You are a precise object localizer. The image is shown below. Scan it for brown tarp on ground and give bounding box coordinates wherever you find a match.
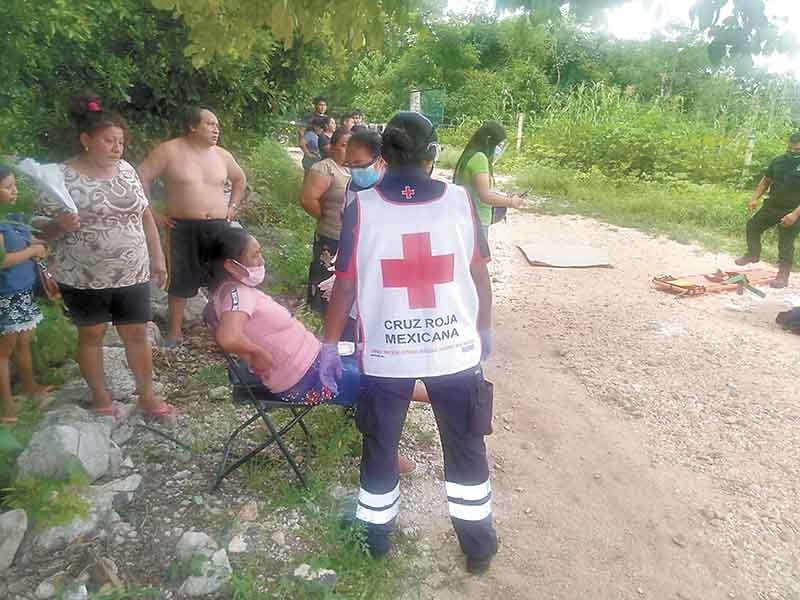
[517,243,613,268]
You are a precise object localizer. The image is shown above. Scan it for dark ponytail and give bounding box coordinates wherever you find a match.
[206,227,251,290]
[381,112,439,167]
[69,91,128,139]
[381,126,417,166]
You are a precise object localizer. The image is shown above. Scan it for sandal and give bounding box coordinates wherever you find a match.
[0,416,18,426]
[137,402,179,423]
[90,403,120,418]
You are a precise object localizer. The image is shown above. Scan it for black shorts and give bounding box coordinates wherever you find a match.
[167,218,230,298]
[60,282,152,327]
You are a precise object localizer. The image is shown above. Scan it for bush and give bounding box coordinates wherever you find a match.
[524,82,791,188]
[240,139,310,298]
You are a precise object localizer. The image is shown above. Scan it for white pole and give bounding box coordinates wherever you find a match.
[516,113,525,151]
[409,90,421,113]
[744,133,755,167]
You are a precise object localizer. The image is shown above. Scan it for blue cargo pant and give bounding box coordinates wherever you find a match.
[354,365,497,561]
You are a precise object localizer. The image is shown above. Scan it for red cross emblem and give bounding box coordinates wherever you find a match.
[401,185,416,200]
[381,232,454,309]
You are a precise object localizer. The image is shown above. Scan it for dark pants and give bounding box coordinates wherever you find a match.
[307,232,338,314]
[745,205,800,268]
[355,366,497,561]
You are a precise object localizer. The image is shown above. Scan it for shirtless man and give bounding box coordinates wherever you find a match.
[138,107,247,347]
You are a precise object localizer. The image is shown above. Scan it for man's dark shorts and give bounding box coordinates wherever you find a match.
[60,282,152,327]
[167,218,230,298]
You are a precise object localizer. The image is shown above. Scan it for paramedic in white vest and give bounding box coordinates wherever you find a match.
[320,112,497,573]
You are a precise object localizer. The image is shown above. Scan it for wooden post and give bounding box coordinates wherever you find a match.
[516,113,525,151]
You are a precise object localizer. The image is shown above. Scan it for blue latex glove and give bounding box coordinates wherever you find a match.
[319,343,343,395]
[479,329,492,361]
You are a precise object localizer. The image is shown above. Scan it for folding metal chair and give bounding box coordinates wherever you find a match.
[202,304,316,491]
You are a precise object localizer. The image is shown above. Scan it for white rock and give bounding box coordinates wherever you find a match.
[108,441,123,476]
[121,457,134,469]
[97,474,142,509]
[316,569,337,587]
[228,535,247,554]
[176,531,217,562]
[32,490,116,552]
[208,386,230,402]
[17,409,113,482]
[270,531,286,547]
[0,509,28,570]
[293,563,312,579]
[111,424,134,446]
[237,500,259,522]
[62,584,88,600]
[35,580,56,599]
[178,549,232,597]
[102,348,137,402]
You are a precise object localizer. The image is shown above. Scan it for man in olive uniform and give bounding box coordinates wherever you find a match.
[736,132,800,288]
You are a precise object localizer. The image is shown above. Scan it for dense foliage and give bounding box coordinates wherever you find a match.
[0,1,797,186]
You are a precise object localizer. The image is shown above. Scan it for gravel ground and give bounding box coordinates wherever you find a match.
[7,174,800,599]
[397,206,800,600]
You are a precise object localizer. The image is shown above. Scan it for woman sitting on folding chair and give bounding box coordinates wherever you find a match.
[206,227,356,406]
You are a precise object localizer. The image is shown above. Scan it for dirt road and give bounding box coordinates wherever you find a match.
[399,209,800,600]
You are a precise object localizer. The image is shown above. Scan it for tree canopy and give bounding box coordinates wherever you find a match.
[153,0,795,65]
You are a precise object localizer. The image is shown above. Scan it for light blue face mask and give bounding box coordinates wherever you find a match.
[493,144,504,160]
[350,164,381,189]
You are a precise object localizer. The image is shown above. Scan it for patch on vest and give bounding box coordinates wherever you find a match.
[229,288,240,311]
[383,313,460,345]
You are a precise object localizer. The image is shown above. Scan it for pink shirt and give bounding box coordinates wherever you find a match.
[213,284,321,393]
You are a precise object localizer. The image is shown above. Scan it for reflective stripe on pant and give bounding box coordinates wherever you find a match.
[356,366,498,560]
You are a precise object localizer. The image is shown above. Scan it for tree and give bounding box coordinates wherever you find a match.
[494,0,795,63]
[149,0,444,66]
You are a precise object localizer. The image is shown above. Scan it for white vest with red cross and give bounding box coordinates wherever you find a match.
[354,182,482,378]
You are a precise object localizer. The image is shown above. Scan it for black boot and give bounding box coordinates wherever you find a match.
[735,255,759,267]
[770,265,791,289]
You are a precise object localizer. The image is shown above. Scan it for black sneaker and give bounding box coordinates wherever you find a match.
[466,555,493,575]
[770,276,789,289]
[734,255,758,266]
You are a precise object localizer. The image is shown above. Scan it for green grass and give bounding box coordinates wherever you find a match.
[1,468,89,530]
[512,163,783,263]
[194,364,228,388]
[230,511,412,600]
[0,399,43,487]
[230,403,417,599]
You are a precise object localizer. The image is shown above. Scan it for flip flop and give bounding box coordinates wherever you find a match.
[163,338,183,350]
[138,402,179,423]
[90,404,119,418]
[0,416,18,426]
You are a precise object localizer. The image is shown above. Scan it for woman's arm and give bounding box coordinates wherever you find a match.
[300,170,332,219]
[31,213,80,242]
[472,172,522,208]
[323,277,356,344]
[470,260,492,333]
[0,234,47,269]
[142,208,167,289]
[215,311,273,375]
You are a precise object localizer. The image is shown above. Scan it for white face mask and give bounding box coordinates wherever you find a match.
[233,261,265,287]
[493,144,504,160]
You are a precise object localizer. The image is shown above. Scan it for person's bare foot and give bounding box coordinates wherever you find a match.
[21,383,55,397]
